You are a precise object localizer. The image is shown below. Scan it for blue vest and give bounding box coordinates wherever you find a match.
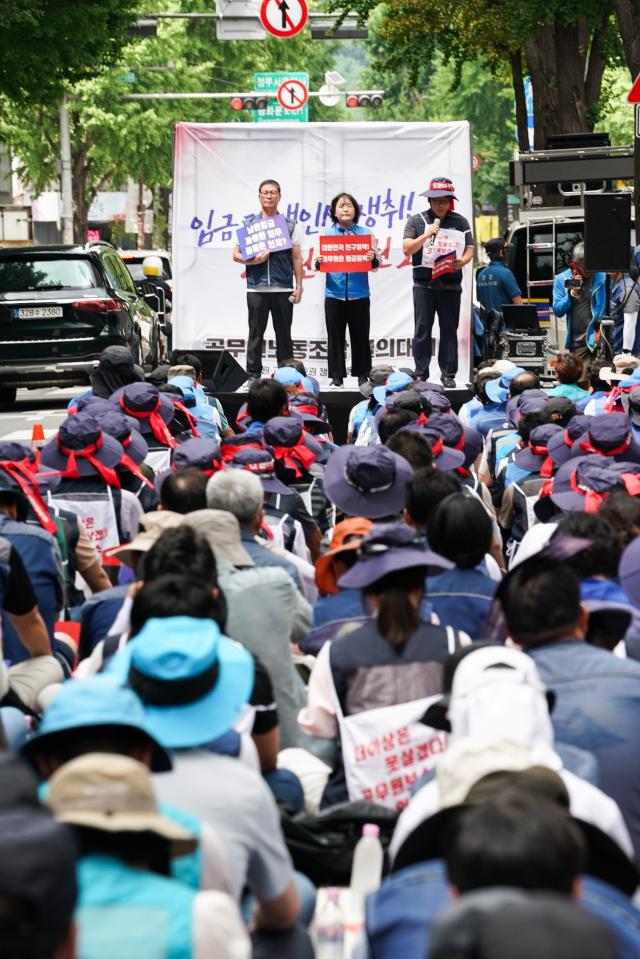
[323,222,373,300]
[0,515,61,663]
[76,854,194,959]
[244,213,296,290]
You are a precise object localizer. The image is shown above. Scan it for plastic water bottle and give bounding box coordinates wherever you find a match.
[345,823,384,945]
[316,888,344,959]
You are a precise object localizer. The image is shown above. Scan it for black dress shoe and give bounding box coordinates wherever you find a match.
[331,378,343,387]
[441,375,456,389]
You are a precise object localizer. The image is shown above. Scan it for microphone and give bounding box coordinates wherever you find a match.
[427,218,441,246]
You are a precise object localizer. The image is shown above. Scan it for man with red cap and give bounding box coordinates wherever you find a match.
[403,176,474,388]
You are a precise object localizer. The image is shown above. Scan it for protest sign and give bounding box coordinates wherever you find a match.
[319,234,372,273]
[236,213,293,260]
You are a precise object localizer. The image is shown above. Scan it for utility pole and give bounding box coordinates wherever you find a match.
[137,164,145,250]
[59,96,74,243]
[635,104,640,225]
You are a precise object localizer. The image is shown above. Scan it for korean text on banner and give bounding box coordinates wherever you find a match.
[319,234,372,273]
[337,695,449,811]
[236,214,293,260]
[172,121,473,386]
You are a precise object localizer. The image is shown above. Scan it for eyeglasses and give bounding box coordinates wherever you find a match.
[260,190,280,197]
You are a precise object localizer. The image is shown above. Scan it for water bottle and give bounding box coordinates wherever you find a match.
[316,888,344,959]
[345,823,384,944]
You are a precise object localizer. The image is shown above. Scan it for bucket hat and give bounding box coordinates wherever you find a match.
[391,760,639,898]
[535,454,640,519]
[172,437,221,474]
[48,753,196,855]
[0,441,61,533]
[80,406,148,465]
[274,366,303,388]
[600,354,640,385]
[22,675,171,771]
[109,510,185,568]
[263,416,317,479]
[506,389,549,427]
[571,413,640,463]
[324,445,413,519]
[315,518,373,594]
[372,371,414,406]
[547,415,591,467]
[89,345,144,399]
[0,807,78,934]
[106,616,254,748]
[513,423,563,475]
[420,176,458,200]
[223,444,291,495]
[182,509,254,567]
[385,390,431,418]
[288,392,331,433]
[421,427,466,471]
[359,365,395,399]
[414,387,452,413]
[40,413,124,486]
[69,394,114,416]
[110,382,178,448]
[338,522,452,589]
[426,413,483,470]
[485,367,527,404]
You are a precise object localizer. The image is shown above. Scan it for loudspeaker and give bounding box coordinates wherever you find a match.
[584,193,631,273]
[188,349,247,392]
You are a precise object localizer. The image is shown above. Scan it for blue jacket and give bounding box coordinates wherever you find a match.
[552,269,606,352]
[244,213,296,290]
[530,639,640,859]
[425,567,497,641]
[323,222,374,300]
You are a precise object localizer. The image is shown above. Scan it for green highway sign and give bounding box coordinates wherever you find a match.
[253,71,309,122]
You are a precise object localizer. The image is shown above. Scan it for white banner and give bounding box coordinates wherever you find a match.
[172,121,473,388]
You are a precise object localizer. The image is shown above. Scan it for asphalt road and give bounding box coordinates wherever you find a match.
[0,387,85,446]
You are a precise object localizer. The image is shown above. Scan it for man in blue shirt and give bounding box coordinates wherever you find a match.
[476,237,522,314]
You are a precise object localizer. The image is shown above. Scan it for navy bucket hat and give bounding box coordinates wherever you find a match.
[324,445,413,520]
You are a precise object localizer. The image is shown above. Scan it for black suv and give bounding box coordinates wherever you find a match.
[0,242,162,403]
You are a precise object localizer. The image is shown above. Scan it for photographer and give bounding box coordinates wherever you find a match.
[552,241,606,361]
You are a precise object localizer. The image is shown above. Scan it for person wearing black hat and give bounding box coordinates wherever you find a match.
[476,238,522,317]
[402,176,474,388]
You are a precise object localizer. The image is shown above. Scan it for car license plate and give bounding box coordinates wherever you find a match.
[17,306,63,319]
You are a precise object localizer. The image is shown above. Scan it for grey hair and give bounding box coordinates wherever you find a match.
[206,469,264,526]
[572,241,585,264]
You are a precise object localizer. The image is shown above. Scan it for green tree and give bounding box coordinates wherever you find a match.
[0,0,140,103]
[0,0,341,238]
[329,0,618,150]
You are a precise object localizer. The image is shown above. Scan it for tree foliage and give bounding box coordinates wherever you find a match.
[0,0,140,103]
[0,0,340,237]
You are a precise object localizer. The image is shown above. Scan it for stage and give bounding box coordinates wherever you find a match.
[215,386,473,445]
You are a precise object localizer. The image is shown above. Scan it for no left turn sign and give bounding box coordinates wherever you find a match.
[277,78,309,111]
[260,0,308,38]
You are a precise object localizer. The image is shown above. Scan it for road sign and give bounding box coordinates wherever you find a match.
[260,0,307,38]
[277,78,308,111]
[628,74,640,103]
[253,71,309,122]
[472,153,481,172]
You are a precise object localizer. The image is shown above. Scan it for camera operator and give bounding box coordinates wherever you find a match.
[552,241,606,361]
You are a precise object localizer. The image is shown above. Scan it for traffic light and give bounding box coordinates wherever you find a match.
[127,19,158,38]
[230,94,269,111]
[345,92,384,108]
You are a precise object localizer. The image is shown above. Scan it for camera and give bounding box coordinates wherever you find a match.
[564,277,582,290]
